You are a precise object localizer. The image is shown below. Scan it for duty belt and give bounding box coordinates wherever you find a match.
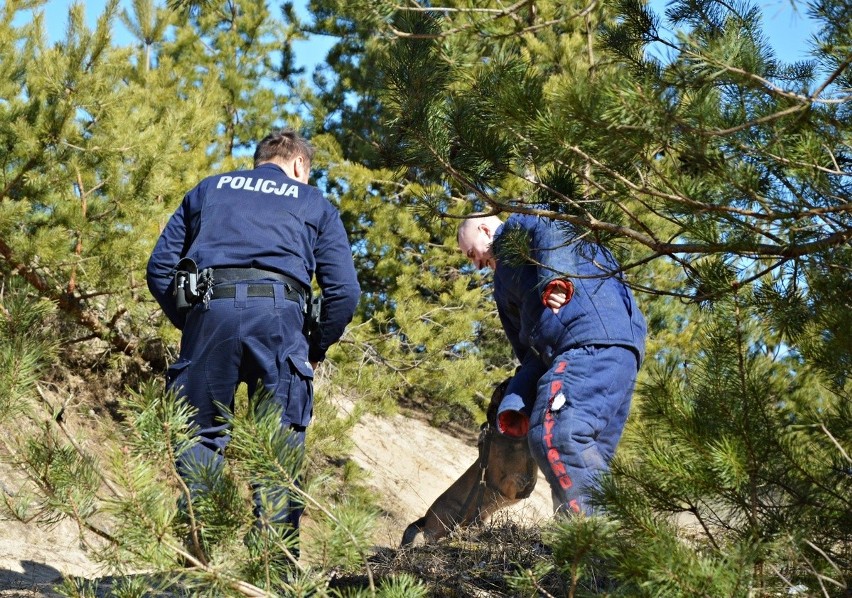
[208,268,306,304]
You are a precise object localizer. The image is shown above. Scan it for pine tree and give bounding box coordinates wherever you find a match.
[281,0,540,423]
[0,284,421,595]
[576,292,851,596]
[0,2,425,595]
[2,0,849,593]
[0,0,221,371]
[306,0,851,594]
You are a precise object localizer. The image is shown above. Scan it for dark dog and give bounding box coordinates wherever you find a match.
[401,378,538,546]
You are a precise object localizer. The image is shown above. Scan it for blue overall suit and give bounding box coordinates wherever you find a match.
[146,162,360,534]
[492,214,646,515]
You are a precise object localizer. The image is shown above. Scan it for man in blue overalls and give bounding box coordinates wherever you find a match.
[458,213,645,515]
[147,129,360,558]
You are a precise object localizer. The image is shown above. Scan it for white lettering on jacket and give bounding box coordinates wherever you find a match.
[216,175,300,197]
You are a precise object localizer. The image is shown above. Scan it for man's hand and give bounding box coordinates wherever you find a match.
[310,361,318,370]
[542,279,574,314]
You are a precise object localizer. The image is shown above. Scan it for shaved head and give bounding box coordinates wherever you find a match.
[458,215,503,242]
[457,214,503,270]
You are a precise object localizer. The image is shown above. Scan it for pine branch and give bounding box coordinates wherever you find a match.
[162,419,208,567]
[819,423,851,464]
[8,382,280,596]
[394,1,531,15]
[0,432,117,547]
[691,103,810,137]
[489,128,852,266]
[0,237,167,371]
[810,50,852,101]
[281,471,377,593]
[231,406,378,591]
[384,0,595,40]
[34,383,123,498]
[802,539,846,591]
[1,156,41,201]
[677,49,848,105]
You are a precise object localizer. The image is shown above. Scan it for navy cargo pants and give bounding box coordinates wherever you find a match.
[166,282,314,532]
[527,345,639,515]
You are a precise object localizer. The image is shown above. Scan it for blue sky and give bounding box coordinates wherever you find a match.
[647,0,818,63]
[26,0,818,70]
[30,0,336,72]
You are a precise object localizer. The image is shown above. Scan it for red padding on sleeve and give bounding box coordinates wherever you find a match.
[498,410,530,438]
[542,279,574,307]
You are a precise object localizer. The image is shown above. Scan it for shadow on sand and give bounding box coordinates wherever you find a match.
[0,560,64,596]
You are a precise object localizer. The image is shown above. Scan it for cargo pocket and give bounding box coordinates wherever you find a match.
[282,355,314,427]
[166,359,191,397]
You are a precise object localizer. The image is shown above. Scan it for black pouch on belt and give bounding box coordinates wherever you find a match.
[173,258,202,314]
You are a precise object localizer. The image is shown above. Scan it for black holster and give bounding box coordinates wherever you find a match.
[306,294,323,344]
[173,258,212,314]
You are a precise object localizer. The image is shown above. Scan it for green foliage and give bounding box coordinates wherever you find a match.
[371,0,851,307]
[2,373,394,595]
[536,515,631,597]
[0,0,313,368]
[308,384,362,460]
[319,134,515,421]
[333,573,429,598]
[22,427,102,523]
[593,294,851,596]
[310,498,378,571]
[0,283,57,423]
[2,0,851,595]
[0,274,389,594]
[120,381,200,464]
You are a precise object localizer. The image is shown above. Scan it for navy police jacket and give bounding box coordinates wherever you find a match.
[146,162,361,362]
[493,214,646,408]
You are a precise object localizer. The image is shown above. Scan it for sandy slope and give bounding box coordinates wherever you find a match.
[341,399,553,548]
[0,462,109,597]
[0,402,554,596]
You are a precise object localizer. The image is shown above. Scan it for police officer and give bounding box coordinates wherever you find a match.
[457,213,645,515]
[146,129,360,553]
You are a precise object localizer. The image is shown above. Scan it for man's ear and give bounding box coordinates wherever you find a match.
[293,155,309,182]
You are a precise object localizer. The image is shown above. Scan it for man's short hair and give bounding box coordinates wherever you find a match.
[253,129,315,167]
[457,213,498,243]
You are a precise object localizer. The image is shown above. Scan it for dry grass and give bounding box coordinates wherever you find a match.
[329,517,568,597]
